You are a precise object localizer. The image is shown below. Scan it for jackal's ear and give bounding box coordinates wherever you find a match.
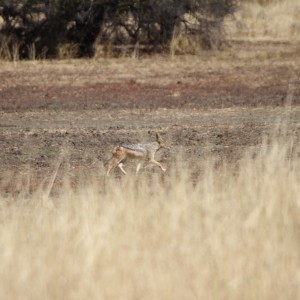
[156,132,164,144]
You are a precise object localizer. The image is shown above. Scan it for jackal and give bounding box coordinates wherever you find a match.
[105,132,168,176]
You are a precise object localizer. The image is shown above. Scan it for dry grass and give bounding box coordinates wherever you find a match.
[227,0,300,41]
[1,124,300,299]
[0,52,296,89]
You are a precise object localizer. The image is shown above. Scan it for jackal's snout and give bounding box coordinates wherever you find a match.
[156,132,170,150]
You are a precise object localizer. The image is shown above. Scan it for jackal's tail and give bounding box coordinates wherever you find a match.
[112,146,122,154]
[104,146,122,167]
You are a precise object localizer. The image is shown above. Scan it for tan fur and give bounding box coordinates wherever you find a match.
[105,133,167,176]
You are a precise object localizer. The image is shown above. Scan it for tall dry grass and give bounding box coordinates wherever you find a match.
[227,0,300,41]
[1,125,300,299]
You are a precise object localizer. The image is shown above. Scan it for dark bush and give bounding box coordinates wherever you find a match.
[0,0,237,59]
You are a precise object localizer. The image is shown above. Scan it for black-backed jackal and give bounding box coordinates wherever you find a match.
[105,132,167,176]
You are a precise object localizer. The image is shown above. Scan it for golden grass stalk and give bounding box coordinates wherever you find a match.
[0,130,300,299]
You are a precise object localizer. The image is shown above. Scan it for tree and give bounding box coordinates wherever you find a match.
[0,0,108,58]
[0,0,237,59]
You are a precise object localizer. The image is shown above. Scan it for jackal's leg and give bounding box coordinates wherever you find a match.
[148,153,166,172]
[106,164,114,176]
[150,159,166,172]
[118,163,127,175]
[106,159,125,176]
[136,163,141,175]
[106,147,127,176]
[106,160,117,176]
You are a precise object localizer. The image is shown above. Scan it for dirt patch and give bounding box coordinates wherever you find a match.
[1,107,300,192]
[1,48,300,191]
[0,67,296,111]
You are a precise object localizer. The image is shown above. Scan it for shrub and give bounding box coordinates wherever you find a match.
[0,0,237,59]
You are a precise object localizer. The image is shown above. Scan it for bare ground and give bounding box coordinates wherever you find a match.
[1,42,300,191]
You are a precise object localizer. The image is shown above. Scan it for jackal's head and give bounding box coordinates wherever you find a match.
[156,132,170,150]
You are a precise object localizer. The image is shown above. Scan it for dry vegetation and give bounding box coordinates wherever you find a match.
[1,1,300,299]
[1,0,300,60]
[226,0,300,41]
[1,127,300,299]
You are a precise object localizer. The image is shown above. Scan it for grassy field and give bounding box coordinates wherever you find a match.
[1,128,300,299]
[1,1,300,299]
